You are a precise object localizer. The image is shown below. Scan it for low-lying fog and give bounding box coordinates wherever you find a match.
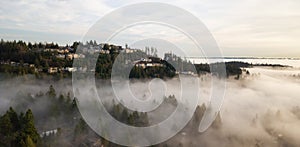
[0,66,300,146]
[213,67,300,147]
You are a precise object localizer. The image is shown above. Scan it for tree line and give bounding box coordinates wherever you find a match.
[0,39,249,80]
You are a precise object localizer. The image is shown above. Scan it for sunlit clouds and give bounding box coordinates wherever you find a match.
[0,0,299,57]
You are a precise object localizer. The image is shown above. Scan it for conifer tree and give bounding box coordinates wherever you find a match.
[23,109,39,143]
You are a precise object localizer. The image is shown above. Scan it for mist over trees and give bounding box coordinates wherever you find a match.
[1,39,299,147]
[0,66,300,146]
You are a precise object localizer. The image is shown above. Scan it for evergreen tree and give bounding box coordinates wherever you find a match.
[0,109,17,146]
[58,94,64,103]
[25,135,36,147]
[7,107,20,131]
[23,109,39,143]
[120,109,129,123]
[0,108,39,147]
[66,92,71,104]
[47,85,56,98]
[74,118,88,139]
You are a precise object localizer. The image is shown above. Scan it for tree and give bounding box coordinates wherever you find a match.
[23,109,39,143]
[0,113,13,136]
[112,104,121,119]
[72,98,78,110]
[28,42,33,49]
[103,44,110,50]
[58,94,64,103]
[246,70,250,75]
[66,92,71,104]
[6,107,21,138]
[150,47,154,55]
[34,58,40,67]
[0,108,39,147]
[211,112,222,129]
[71,41,80,52]
[25,135,36,147]
[120,109,129,123]
[47,85,56,98]
[74,118,88,139]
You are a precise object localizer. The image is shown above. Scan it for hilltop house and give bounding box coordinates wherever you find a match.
[48,67,58,73]
[134,57,164,69]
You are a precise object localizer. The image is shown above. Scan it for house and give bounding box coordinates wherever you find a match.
[48,67,58,73]
[40,129,58,138]
[180,71,196,76]
[56,54,65,59]
[65,67,77,72]
[67,54,73,59]
[123,48,137,53]
[57,49,69,54]
[66,53,85,59]
[44,48,60,52]
[100,50,110,54]
[134,57,164,69]
[135,61,147,68]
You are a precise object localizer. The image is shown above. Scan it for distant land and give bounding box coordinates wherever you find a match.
[0,39,295,80]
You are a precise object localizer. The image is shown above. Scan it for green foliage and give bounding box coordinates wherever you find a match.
[23,109,39,143]
[0,40,73,77]
[129,65,176,79]
[74,118,88,137]
[1,39,178,79]
[195,61,247,77]
[46,85,56,98]
[110,103,150,127]
[25,135,36,147]
[0,113,13,136]
[0,107,40,147]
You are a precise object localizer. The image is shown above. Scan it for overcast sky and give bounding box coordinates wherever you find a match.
[0,0,300,57]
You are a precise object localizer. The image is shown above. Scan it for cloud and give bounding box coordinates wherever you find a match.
[0,0,300,57]
[0,0,112,40]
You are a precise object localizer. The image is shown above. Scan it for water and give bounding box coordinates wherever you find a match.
[188,57,300,68]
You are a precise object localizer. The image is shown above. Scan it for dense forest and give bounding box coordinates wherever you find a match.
[0,108,39,147]
[0,39,249,80]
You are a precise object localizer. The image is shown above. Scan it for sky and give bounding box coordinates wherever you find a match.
[0,0,300,57]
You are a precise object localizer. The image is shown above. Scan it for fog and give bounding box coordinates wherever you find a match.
[0,75,73,113]
[0,66,300,146]
[171,67,300,147]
